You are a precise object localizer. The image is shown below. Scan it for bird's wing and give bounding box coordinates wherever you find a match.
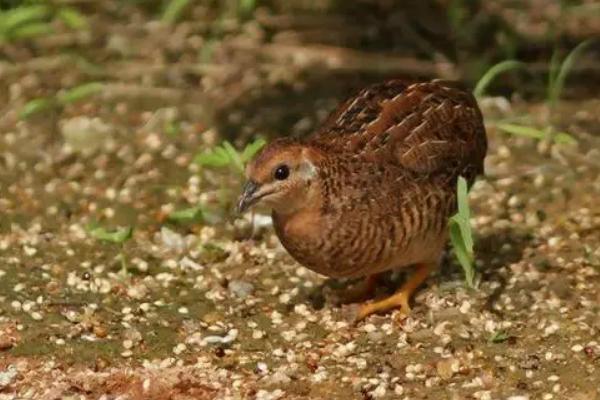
[310,79,487,182]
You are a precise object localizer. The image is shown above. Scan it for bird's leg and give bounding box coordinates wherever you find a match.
[355,262,433,322]
[337,274,380,304]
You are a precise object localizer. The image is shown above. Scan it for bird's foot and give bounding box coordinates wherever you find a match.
[353,290,412,323]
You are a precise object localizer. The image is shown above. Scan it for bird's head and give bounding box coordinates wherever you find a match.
[237,138,323,215]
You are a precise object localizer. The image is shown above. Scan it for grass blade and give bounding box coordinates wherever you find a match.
[473,60,524,98]
[196,139,264,173]
[168,206,204,223]
[195,152,231,168]
[57,7,89,30]
[195,146,231,168]
[161,0,191,25]
[548,39,595,109]
[20,97,57,119]
[552,131,578,145]
[489,330,509,343]
[9,21,53,40]
[497,123,577,144]
[57,82,104,104]
[496,123,545,140]
[547,47,560,105]
[222,141,244,173]
[449,221,475,288]
[87,225,133,244]
[240,138,266,163]
[449,175,475,288]
[455,176,470,221]
[0,5,50,35]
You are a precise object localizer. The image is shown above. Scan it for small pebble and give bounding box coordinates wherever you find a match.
[228,280,254,299]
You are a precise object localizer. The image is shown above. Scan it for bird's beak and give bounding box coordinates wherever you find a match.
[237,180,260,213]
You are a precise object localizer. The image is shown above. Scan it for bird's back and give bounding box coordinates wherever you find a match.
[308,79,487,186]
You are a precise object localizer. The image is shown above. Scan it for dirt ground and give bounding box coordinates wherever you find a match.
[1,2,600,399]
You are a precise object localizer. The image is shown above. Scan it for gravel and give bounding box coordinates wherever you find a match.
[228,280,255,299]
[0,11,599,399]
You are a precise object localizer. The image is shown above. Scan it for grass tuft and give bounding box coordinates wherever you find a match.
[449,176,476,288]
[547,39,595,110]
[86,223,133,276]
[0,3,88,42]
[0,4,50,31]
[20,82,105,120]
[195,138,266,174]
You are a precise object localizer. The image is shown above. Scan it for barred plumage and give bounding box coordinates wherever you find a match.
[239,78,487,319]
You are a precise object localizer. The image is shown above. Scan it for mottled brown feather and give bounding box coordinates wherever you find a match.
[310,79,487,185]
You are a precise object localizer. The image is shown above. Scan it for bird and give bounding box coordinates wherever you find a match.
[237,79,487,321]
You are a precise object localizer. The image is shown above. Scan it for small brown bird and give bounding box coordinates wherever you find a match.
[238,79,487,321]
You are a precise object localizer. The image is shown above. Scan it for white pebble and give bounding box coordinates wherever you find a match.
[30,312,43,321]
[173,343,187,354]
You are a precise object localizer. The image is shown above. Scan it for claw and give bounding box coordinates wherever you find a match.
[354,290,412,322]
[352,262,433,323]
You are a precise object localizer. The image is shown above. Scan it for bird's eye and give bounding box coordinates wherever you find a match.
[274,165,290,180]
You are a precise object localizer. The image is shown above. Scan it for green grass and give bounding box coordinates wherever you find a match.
[238,0,257,18]
[86,223,133,276]
[87,224,133,244]
[476,40,595,145]
[546,39,595,110]
[160,0,257,25]
[474,39,594,106]
[19,97,57,119]
[20,82,105,119]
[193,138,266,213]
[473,60,525,98]
[495,123,576,145]
[195,138,266,174]
[57,82,104,104]
[489,330,510,343]
[0,3,88,42]
[449,176,476,288]
[56,6,88,30]
[0,4,51,41]
[167,205,204,224]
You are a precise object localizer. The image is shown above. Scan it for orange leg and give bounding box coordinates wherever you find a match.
[355,262,433,322]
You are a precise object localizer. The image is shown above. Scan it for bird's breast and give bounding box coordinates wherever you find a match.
[271,179,455,278]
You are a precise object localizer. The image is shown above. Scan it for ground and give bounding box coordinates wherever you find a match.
[1,2,600,400]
